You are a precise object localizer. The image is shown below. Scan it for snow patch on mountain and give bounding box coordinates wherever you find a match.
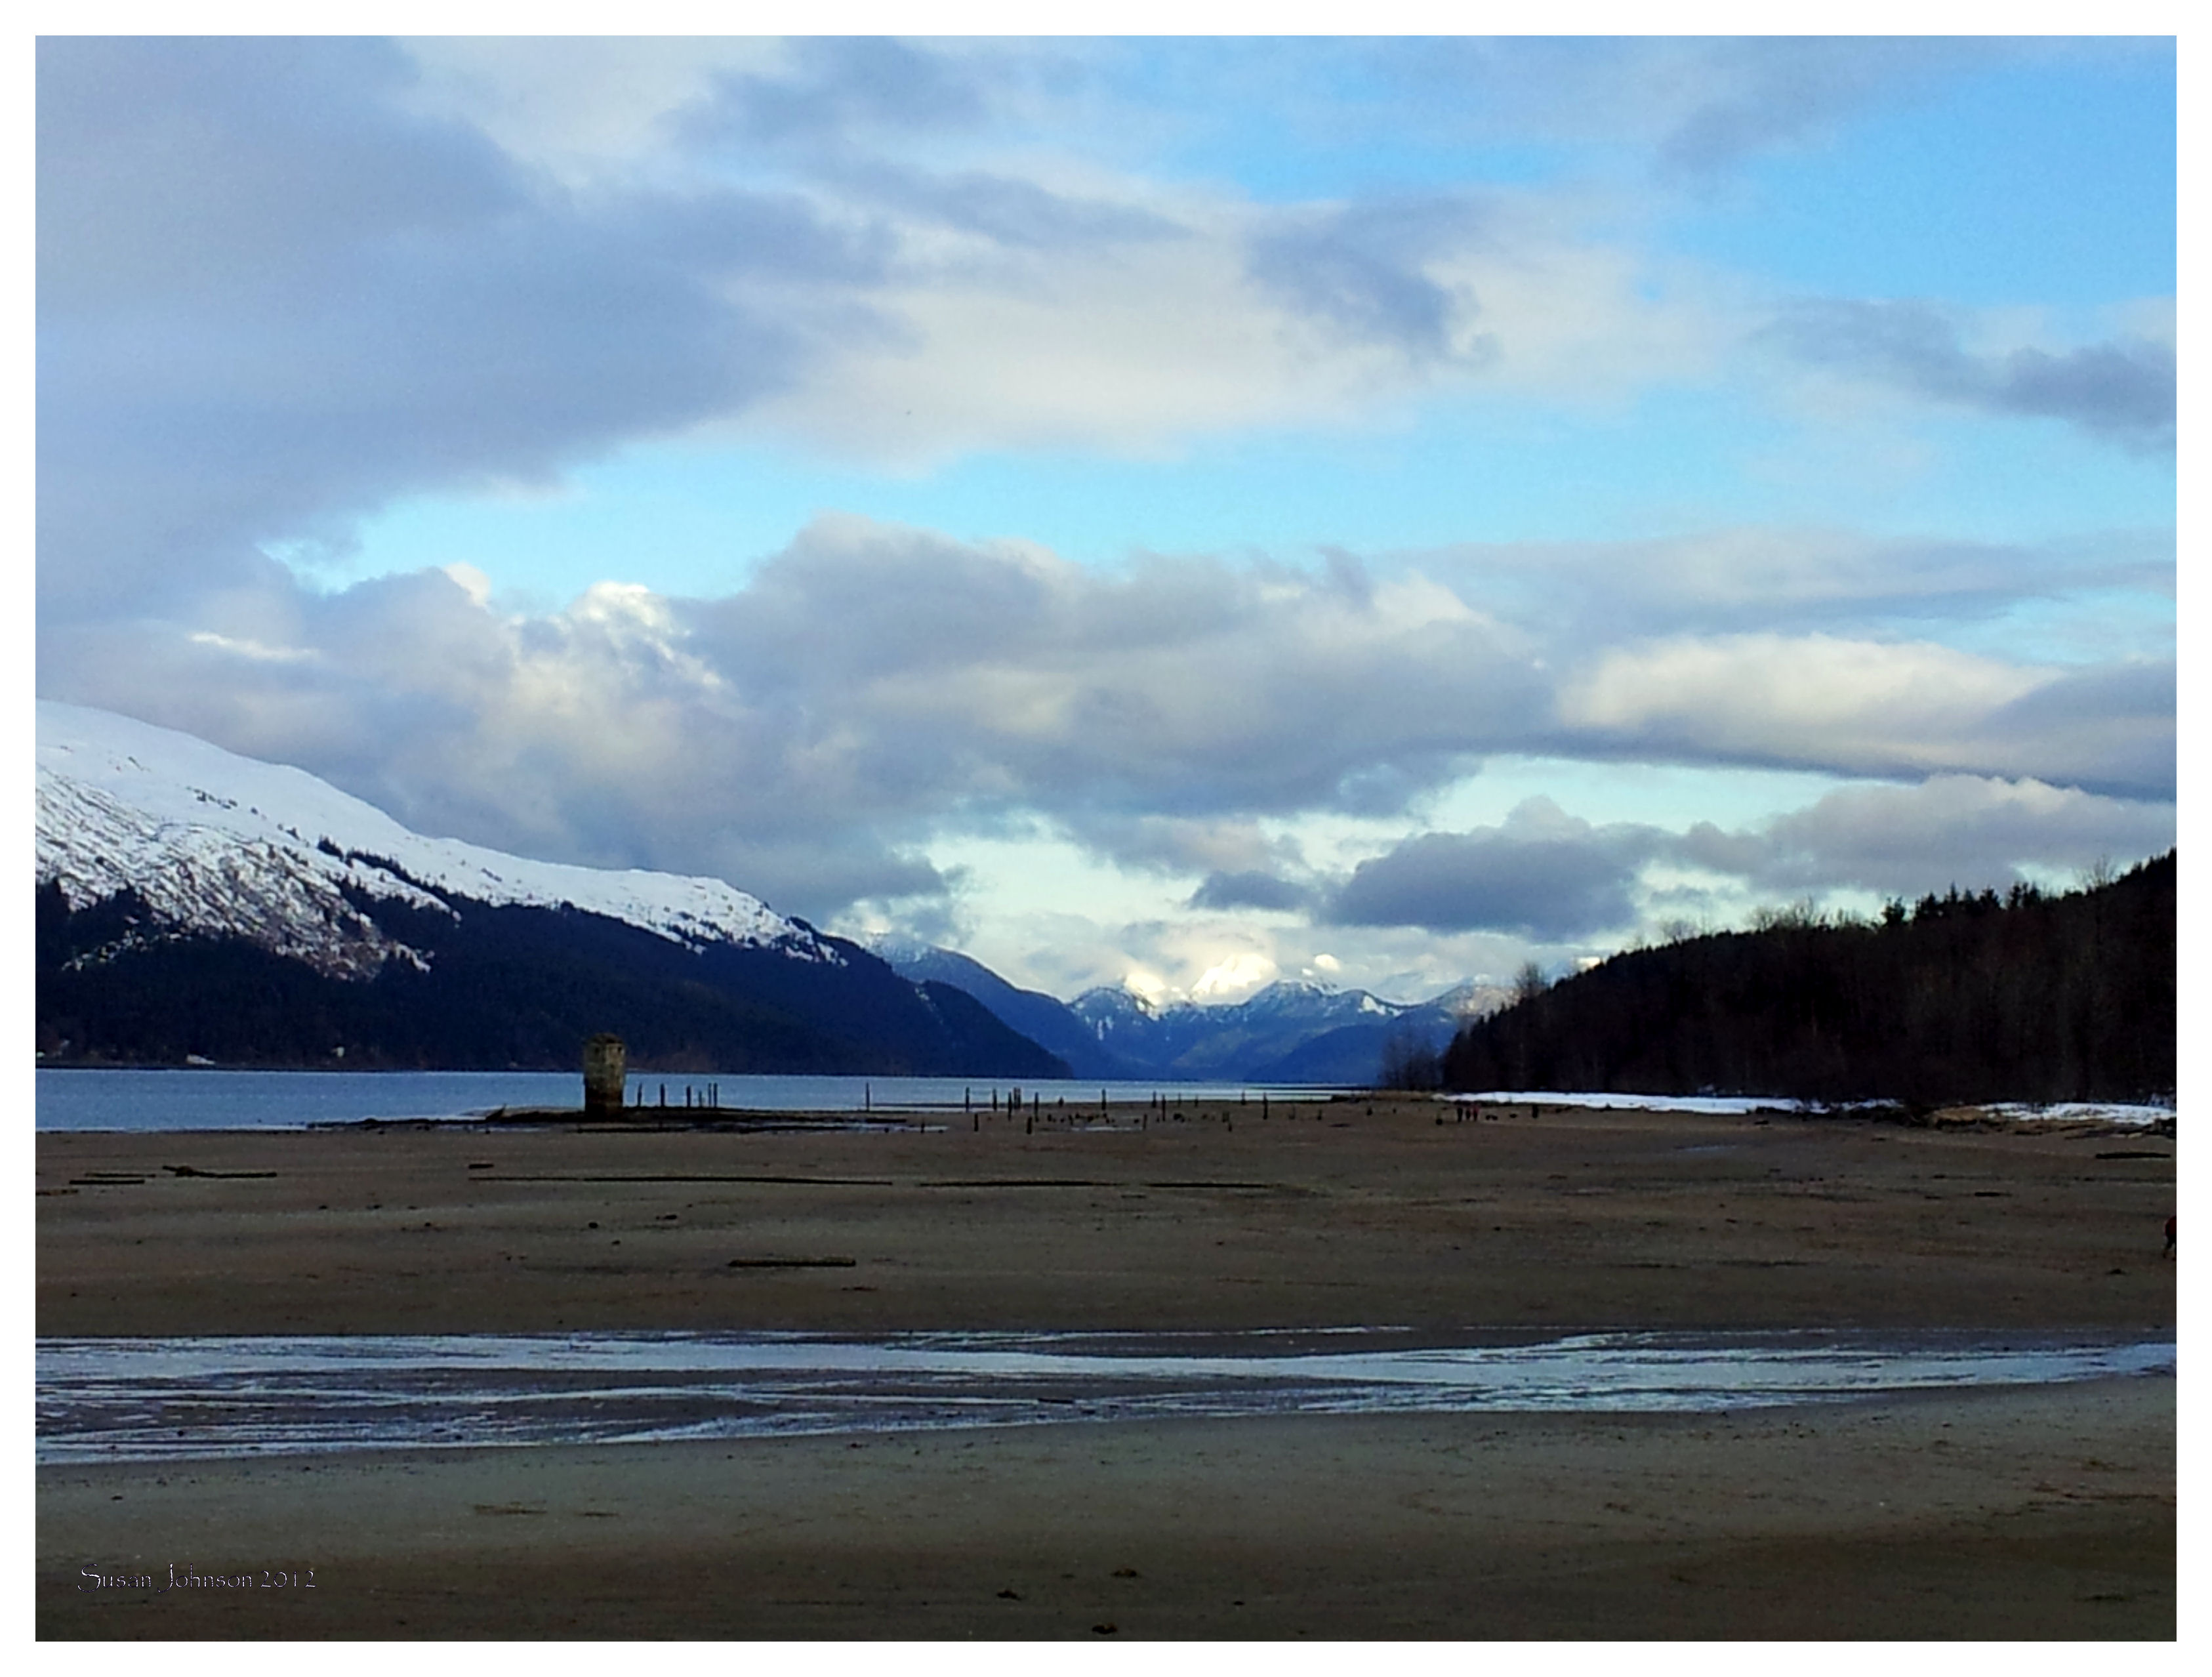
[1428,980,1517,1020]
[37,774,436,978]
[36,701,832,976]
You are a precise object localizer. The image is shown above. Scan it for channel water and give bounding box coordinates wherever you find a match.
[36,1329,2174,1464]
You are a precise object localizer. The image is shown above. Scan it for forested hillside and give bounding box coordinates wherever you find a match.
[36,882,1071,1077]
[1441,852,2174,1105]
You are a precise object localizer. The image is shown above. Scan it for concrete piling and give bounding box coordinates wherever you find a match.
[582,1034,626,1119]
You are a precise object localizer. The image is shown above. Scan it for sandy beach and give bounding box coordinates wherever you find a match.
[37,1096,2177,1638]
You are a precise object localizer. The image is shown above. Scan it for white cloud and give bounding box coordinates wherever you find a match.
[1191,951,1280,1002]
[396,37,789,185]
[1561,632,2047,772]
[722,183,1727,466]
[42,512,2174,932]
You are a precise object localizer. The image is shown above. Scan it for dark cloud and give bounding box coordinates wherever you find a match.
[1189,871,1314,913]
[36,36,884,621]
[681,37,998,154]
[1325,801,1662,939]
[1319,774,2175,943]
[1971,661,2177,802]
[1765,299,2176,451]
[37,37,515,308]
[1245,197,1492,360]
[695,836,952,920]
[1654,38,1980,175]
[1052,813,1298,882]
[680,518,1551,831]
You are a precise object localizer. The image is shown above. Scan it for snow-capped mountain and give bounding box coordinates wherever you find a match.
[37,701,826,978]
[867,945,1509,1085]
[1068,983,1163,1044]
[1425,980,1519,1020]
[35,703,1064,1078]
[1067,979,1464,1082]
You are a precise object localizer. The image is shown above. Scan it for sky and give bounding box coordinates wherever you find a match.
[33,28,2179,1007]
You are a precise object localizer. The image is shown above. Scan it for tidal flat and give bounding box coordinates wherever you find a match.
[37,1096,2177,1638]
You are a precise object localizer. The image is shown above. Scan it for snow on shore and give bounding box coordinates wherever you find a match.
[1445,1092,1805,1115]
[1444,1091,2175,1126]
[1971,1102,2175,1128]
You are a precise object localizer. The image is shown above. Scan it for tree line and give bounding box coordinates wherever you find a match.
[1433,851,2174,1106]
[34,880,1069,1077]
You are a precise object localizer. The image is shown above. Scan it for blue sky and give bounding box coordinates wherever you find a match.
[37,33,2177,1003]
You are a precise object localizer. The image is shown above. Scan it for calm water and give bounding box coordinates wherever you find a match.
[44,1070,2168,1133]
[35,1329,2173,1463]
[33,1068,1349,1132]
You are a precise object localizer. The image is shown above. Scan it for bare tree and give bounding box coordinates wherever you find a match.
[1377,1030,1444,1090]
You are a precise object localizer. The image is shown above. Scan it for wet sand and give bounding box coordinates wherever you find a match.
[38,1381,2176,1640]
[37,1097,2178,1637]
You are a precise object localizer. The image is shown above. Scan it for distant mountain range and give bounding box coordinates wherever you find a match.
[874,938,1508,1084]
[37,701,1502,1083]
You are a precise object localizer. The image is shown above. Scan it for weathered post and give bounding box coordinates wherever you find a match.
[582,1033,626,1119]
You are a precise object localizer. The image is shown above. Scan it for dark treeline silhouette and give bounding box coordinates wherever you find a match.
[1440,851,2174,1106]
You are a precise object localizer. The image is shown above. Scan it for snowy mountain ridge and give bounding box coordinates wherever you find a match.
[35,701,830,978]
[865,939,1511,1083]
[1070,978,1421,1037]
